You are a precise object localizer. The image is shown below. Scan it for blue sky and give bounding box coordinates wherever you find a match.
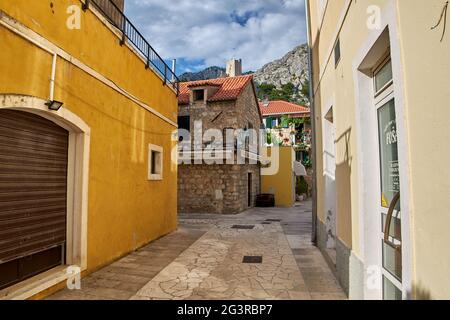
[125,0,307,75]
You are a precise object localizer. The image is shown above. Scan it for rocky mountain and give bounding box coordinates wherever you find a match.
[253,44,309,104]
[179,66,226,82]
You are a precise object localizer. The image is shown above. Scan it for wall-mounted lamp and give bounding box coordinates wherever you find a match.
[45,100,64,111]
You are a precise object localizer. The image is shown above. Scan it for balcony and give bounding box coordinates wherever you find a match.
[177,144,268,165]
[82,0,179,94]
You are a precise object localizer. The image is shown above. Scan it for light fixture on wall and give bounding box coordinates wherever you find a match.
[45,100,64,111]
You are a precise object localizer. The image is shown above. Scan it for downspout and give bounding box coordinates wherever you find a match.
[49,53,57,101]
[304,0,318,244]
[0,16,58,102]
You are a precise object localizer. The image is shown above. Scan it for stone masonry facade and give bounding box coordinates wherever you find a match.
[178,79,262,214]
[178,164,260,214]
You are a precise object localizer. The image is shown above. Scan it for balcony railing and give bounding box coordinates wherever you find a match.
[177,146,266,164]
[82,0,179,95]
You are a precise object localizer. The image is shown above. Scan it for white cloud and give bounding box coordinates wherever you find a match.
[125,0,307,72]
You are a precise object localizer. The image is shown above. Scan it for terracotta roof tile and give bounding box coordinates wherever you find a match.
[259,100,310,117]
[178,75,253,104]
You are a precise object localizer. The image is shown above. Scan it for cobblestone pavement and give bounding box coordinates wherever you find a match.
[48,201,346,300]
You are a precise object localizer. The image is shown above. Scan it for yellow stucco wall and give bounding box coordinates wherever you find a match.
[308,0,450,298]
[1,0,178,297]
[261,147,295,207]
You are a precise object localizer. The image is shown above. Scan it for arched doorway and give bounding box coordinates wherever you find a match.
[0,95,90,299]
[0,109,69,289]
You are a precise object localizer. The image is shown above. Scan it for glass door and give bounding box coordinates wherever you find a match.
[374,58,403,300]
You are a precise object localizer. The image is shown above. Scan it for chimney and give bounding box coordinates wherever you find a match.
[226,59,242,77]
[171,59,177,82]
[262,97,270,107]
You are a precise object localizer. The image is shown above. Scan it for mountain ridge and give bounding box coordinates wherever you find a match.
[179,66,226,82]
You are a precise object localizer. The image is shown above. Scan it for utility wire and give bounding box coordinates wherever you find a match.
[431,1,449,42]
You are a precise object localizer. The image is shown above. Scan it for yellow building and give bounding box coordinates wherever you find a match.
[306,0,450,299]
[0,0,178,299]
[261,146,296,207]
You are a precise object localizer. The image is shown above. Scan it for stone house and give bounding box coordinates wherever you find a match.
[177,74,263,214]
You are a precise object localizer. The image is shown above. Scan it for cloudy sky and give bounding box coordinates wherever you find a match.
[125,0,307,75]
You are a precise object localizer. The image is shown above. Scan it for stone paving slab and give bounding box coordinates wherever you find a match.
[48,201,346,300]
[131,222,308,300]
[47,228,207,300]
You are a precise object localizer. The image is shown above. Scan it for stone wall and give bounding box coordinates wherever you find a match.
[235,83,263,130]
[178,164,260,214]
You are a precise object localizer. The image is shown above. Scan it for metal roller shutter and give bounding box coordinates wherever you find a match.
[0,110,69,289]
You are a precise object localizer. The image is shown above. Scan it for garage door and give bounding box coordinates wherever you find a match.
[0,110,69,290]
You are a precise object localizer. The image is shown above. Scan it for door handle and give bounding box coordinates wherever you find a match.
[384,192,401,249]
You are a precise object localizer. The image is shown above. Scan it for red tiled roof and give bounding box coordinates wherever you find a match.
[178,75,254,104]
[259,100,310,117]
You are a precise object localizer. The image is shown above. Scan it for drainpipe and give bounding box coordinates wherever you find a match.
[0,16,58,102]
[49,53,57,101]
[304,0,318,245]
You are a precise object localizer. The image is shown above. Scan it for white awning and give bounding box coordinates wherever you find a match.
[294,161,307,176]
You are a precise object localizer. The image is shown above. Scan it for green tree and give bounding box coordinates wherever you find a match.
[257,83,277,101]
[299,79,310,106]
[257,81,311,105]
[280,115,306,127]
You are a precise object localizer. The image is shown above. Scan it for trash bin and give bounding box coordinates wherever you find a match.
[256,194,275,207]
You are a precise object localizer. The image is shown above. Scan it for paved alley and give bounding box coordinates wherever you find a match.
[48,201,346,300]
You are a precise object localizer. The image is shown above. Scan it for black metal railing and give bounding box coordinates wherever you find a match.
[82,0,179,95]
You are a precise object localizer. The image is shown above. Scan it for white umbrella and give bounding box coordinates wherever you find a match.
[294,161,307,176]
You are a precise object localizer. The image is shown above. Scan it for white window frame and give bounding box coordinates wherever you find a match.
[354,4,412,300]
[372,55,403,298]
[373,55,393,98]
[148,144,163,181]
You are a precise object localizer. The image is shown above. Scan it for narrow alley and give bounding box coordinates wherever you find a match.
[48,202,345,300]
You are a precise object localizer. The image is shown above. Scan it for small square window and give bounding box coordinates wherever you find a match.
[334,38,341,67]
[193,89,205,102]
[148,144,163,180]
